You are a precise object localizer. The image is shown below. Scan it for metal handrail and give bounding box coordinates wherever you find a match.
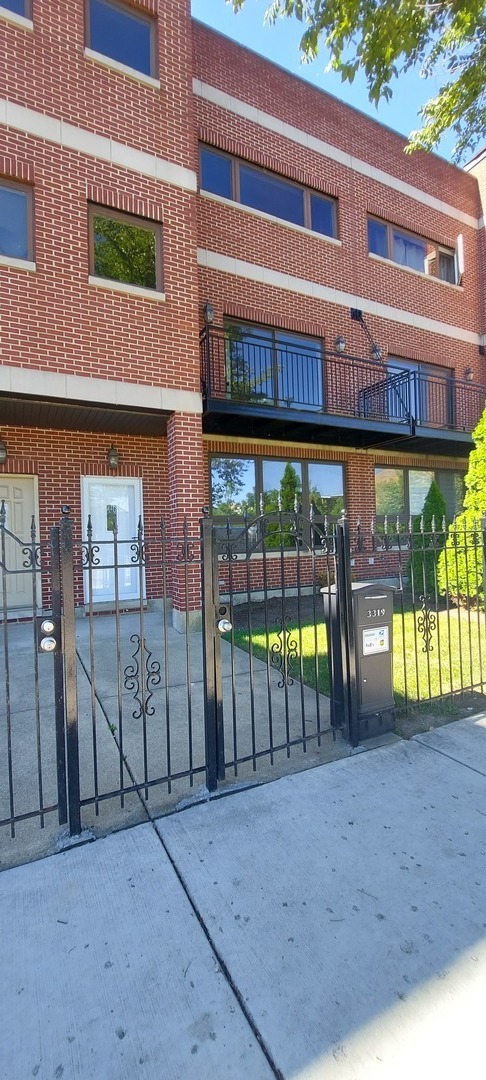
[200,325,485,434]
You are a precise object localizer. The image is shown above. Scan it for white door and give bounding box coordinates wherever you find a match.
[0,476,37,613]
[81,477,144,603]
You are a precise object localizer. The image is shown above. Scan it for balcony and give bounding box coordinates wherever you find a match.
[200,325,485,456]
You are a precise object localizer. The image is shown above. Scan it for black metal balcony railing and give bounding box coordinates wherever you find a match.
[200,325,486,435]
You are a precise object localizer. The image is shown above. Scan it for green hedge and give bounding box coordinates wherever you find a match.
[437,512,484,608]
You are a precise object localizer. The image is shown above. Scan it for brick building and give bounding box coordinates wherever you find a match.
[1,0,485,622]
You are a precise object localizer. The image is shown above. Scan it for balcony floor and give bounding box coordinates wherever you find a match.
[203,398,473,458]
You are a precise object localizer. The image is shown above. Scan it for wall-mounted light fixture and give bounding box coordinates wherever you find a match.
[107,445,119,470]
[0,439,7,464]
[203,301,215,325]
[350,308,383,362]
[334,334,346,353]
[464,368,474,382]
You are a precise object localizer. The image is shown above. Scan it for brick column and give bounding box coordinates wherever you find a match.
[167,412,206,632]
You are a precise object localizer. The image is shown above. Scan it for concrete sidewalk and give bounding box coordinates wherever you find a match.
[1,715,486,1079]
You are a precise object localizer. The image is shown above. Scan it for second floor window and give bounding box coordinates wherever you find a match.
[200,146,338,240]
[0,180,33,262]
[87,0,156,78]
[225,322,324,411]
[89,206,162,291]
[368,217,457,284]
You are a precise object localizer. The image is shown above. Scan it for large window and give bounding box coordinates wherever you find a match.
[211,455,344,523]
[0,180,33,261]
[375,467,465,522]
[87,0,156,78]
[225,322,323,411]
[200,146,337,240]
[368,217,457,284]
[89,206,162,291]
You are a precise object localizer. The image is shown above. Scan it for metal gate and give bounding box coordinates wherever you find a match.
[2,501,486,864]
[201,508,345,793]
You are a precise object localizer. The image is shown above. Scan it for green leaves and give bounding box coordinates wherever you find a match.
[226,0,486,160]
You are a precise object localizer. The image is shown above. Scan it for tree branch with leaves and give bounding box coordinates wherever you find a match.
[227,0,486,161]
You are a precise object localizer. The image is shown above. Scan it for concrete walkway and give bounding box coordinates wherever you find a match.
[1,715,486,1079]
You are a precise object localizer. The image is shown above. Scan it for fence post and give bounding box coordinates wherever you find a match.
[59,509,81,835]
[335,513,359,747]
[50,524,68,826]
[201,510,218,792]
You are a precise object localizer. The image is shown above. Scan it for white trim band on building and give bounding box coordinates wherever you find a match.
[193,80,479,232]
[198,248,481,346]
[0,365,203,415]
[0,99,197,193]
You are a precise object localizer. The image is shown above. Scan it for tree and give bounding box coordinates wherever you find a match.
[437,408,486,606]
[228,0,486,161]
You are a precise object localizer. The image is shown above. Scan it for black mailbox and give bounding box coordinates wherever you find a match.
[322,582,395,742]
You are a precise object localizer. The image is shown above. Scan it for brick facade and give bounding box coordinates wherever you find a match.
[0,3,484,617]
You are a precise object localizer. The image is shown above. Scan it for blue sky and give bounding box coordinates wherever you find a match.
[191,0,455,162]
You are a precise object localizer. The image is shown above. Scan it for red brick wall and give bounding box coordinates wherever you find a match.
[193,22,483,387]
[2,1,195,168]
[0,425,170,606]
[193,21,480,215]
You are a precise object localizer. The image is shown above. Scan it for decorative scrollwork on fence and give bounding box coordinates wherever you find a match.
[176,540,196,563]
[417,595,437,653]
[130,540,146,565]
[81,543,100,567]
[123,634,161,720]
[220,540,239,562]
[270,617,298,687]
[21,544,40,569]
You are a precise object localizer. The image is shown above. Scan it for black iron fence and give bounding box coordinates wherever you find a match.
[1,502,486,859]
[201,325,485,434]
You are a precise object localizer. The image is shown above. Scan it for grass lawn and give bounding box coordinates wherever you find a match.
[232,602,486,712]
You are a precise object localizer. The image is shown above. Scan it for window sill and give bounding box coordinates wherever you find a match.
[0,5,33,31]
[84,48,160,90]
[88,275,165,301]
[368,252,462,290]
[0,253,36,271]
[200,190,342,247]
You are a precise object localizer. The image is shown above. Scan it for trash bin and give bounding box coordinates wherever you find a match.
[322,582,395,742]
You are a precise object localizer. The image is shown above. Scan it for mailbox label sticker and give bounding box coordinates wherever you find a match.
[362,626,389,655]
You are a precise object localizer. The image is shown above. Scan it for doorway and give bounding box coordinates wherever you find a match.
[0,475,38,613]
[81,476,144,604]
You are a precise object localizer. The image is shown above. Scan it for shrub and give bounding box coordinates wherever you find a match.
[437,512,484,608]
[406,480,447,597]
[437,408,486,608]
